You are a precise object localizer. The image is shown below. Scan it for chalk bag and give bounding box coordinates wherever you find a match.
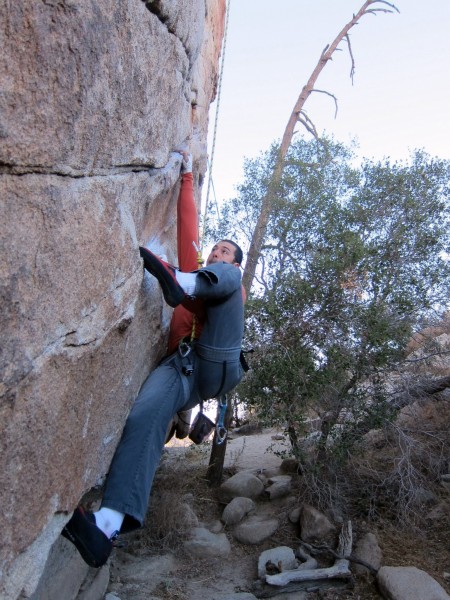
[189,411,215,445]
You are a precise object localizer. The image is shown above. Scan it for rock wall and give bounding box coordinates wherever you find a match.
[0,1,226,597]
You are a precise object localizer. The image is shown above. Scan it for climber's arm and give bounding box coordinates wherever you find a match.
[177,171,199,272]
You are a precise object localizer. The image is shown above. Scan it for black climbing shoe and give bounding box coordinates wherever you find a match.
[139,247,186,307]
[62,507,119,568]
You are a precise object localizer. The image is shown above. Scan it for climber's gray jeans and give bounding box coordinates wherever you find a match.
[101,262,244,531]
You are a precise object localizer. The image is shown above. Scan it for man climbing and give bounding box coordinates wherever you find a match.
[61,151,245,568]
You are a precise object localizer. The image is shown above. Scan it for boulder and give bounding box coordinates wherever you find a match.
[353,532,382,576]
[257,547,298,579]
[377,566,450,600]
[233,515,279,545]
[265,476,292,500]
[219,472,265,502]
[222,497,255,526]
[184,527,231,559]
[299,504,336,543]
[0,0,226,596]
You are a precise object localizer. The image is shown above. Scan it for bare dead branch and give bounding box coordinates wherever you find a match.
[265,522,353,586]
[300,539,378,574]
[254,579,350,598]
[364,0,400,16]
[404,349,450,364]
[392,374,450,409]
[311,89,339,117]
[265,561,351,586]
[337,520,353,558]
[366,8,394,15]
[344,34,356,83]
[372,0,400,11]
[297,112,319,138]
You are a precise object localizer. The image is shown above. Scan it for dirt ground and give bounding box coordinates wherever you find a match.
[106,429,450,600]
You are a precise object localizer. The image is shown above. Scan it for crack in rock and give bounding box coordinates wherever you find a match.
[0,163,162,178]
[141,0,192,63]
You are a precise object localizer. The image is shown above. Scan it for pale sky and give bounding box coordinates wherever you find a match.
[204,0,450,207]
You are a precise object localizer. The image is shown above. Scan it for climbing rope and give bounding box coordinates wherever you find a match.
[201,0,231,249]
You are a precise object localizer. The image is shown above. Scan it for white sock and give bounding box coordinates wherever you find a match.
[94,507,125,539]
[175,271,197,296]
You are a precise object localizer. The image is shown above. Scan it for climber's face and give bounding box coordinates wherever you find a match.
[206,241,240,267]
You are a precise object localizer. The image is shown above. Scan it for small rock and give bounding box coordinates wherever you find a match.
[222,497,255,526]
[184,527,231,559]
[233,515,278,545]
[257,546,298,579]
[288,507,301,524]
[219,472,264,502]
[268,475,292,484]
[280,458,300,474]
[258,467,283,478]
[377,566,450,600]
[265,479,292,500]
[353,532,382,576]
[207,519,224,534]
[299,504,336,543]
[256,473,269,486]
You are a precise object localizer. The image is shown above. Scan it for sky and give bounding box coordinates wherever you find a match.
[204,0,450,208]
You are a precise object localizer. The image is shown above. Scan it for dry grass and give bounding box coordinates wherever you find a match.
[128,447,223,555]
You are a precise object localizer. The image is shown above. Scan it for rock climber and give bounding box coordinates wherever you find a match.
[61,151,246,568]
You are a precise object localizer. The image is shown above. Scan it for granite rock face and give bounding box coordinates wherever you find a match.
[0,1,225,597]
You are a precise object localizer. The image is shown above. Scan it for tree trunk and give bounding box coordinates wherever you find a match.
[206,395,234,486]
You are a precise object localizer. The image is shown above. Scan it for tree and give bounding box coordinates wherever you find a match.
[204,0,400,486]
[214,137,450,459]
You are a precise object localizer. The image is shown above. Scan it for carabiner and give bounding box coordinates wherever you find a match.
[178,341,192,358]
[216,425,227,445]
[215,395,228,445]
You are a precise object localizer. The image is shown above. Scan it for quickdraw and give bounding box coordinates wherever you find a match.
[178,340,194,376]
[216,394,228,445]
